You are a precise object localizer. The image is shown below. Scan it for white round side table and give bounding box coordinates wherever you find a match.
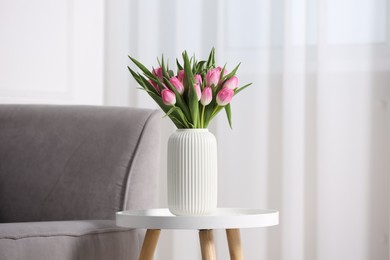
[116,208,279,260]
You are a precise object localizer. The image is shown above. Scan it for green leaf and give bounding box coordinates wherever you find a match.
[225,104,233,129]
[128,56,155,79]
[139,75,160,95]
[222,63,241,81]
[170,117,186,128]
[139,88,159,96]
[203,87,218,127]
[206,47,215,68]
[127,67,144,86]
[175,107,192,128]
[220,63,227,81]
[234,83,253,96]
[203,104,213,128]
[163,106,178,118]
[195,60,207,74]
[204,104,226,127]
[183,51,199,127]
[161,54,169,79]
[129,71,157,96]
[198,60,206,68]
[176,59,183,71]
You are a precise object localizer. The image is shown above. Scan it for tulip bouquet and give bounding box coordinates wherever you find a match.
[128,48,251,129]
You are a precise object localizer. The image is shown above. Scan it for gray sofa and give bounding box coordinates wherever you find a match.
[0,105,161,260]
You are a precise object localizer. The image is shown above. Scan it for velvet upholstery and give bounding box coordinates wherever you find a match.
[0,220,144,260]
[0,105,161,259]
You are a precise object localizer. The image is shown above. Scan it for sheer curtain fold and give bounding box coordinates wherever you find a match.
[106,0,390,259]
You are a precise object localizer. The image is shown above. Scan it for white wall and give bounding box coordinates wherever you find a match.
[0,0,105,105]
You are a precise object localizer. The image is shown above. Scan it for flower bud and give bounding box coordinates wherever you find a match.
[177,70,185,83]
[194,74,203,85]
[161,89,176,106]
[216,66,228,76]
[217,67,229,86]
[223,76,238,90]
[169,77,184,95]
[193,84,201,101]
[206,68,221,87]
[216,87,234,106]
[201,87,212,106]
[148,80,160,94]
[152,67,163,80]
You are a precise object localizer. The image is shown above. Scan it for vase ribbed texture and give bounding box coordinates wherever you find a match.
[167,129,218,216]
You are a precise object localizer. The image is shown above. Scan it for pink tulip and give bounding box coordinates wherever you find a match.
[177,70,185,83]
[161,89,176,106]
[169,77,184,95]
[193,84,201,101]
[148,79,160,93]
[217,67,229,86]
[201,87,212,106]
[206,68,221,87]
[194,74,203,85]
[217,66,228,76]
[223,76,238,90]
[152,67,163,80]
[216,87,234,106]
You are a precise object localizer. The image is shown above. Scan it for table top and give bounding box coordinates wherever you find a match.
[116,208,279,230]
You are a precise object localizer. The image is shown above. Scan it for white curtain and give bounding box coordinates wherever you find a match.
[105,0,390,259]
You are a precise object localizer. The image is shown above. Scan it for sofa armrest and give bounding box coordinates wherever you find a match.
[123,110,161,211]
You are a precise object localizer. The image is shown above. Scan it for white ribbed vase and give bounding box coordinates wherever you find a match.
[167,129,218,216]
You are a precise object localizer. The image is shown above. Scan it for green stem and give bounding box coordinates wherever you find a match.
[210,106,219,117]
[205,106,222,127]
[201,105,205,128]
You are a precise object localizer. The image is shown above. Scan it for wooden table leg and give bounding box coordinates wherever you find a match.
[139,229,161,260]
[226,229,244,260]
[199,229,216,260]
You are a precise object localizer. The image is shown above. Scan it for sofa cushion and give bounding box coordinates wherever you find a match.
[0,220,143,260]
